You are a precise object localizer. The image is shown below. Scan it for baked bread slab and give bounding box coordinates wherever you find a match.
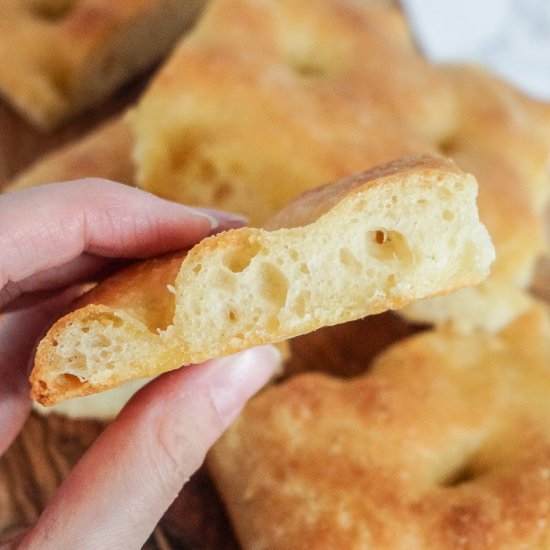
[0,0,206,128]
[209,304,550,550]
[30,155,494,405]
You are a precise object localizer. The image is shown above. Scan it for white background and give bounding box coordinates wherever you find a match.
[402,0,550,100]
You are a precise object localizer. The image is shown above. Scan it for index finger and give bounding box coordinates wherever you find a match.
[0,179,244,309]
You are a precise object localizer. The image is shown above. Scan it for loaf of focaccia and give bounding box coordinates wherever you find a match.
[0,0,206,128]
[209,304,550,549]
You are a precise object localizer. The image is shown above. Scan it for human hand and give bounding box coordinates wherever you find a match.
[0,180,279,549]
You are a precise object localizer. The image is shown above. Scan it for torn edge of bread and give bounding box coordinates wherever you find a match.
[30,155,495,405]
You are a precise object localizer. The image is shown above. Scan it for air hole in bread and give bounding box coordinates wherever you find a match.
[214,269,235,292]
[99,313,123,329]
[259,262,289,309]
[300,263,310,275]
[339,248,362,273]
[385,274,396,291]
[443,209,454,221]
[223,241,262,273]
[27,0,75,21]
[291,291,311,318]
[228,309,238,322]
[265,315,280,332]
[455,181,465,191]
[438,187,453,201]
[56,373,83,391]
[366,230,412,264]
[375,230,386,245]
[441,460,482,488]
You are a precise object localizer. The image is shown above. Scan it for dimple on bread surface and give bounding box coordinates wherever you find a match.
[30,155,494,405]
[209,303,550,550]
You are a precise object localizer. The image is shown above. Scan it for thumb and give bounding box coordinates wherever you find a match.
[19,346,280,550]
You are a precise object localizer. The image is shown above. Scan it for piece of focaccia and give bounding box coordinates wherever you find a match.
[0,0,206,129]
[30,155,495,405]
[209,304,550,550]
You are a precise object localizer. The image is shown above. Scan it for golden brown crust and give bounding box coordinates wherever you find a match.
[209,305,550,550]
[0,0,206,128]
[264,154,462,230]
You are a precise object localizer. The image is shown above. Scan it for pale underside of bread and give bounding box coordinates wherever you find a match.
[30,155,494,405]
[0,0,206,128]
[208,304,550,550]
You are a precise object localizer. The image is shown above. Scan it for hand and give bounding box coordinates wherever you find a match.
[0,180,279,549]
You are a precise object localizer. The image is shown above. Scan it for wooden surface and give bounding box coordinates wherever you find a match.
[0,68,548,549]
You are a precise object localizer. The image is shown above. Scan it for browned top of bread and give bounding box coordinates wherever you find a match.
[0,0,206,128]
[209,304,550,550]
[30,155,494,405]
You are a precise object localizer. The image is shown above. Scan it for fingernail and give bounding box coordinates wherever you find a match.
[188,207,248,231]
[210,346,281,428]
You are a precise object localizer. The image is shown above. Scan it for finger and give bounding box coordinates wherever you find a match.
[21,346,280,549]
[0,253,108,310]
[0,286,84,454]
[0,179,245,302]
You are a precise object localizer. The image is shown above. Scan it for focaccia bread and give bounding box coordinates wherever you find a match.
[402,282,534,334]
[129,0,550,330]
[129,0,450,223]
[401,146,546,332]
[0,0,206,128]
[209,304,550,550]
[3,116,134,193]
[30,155,494,405]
